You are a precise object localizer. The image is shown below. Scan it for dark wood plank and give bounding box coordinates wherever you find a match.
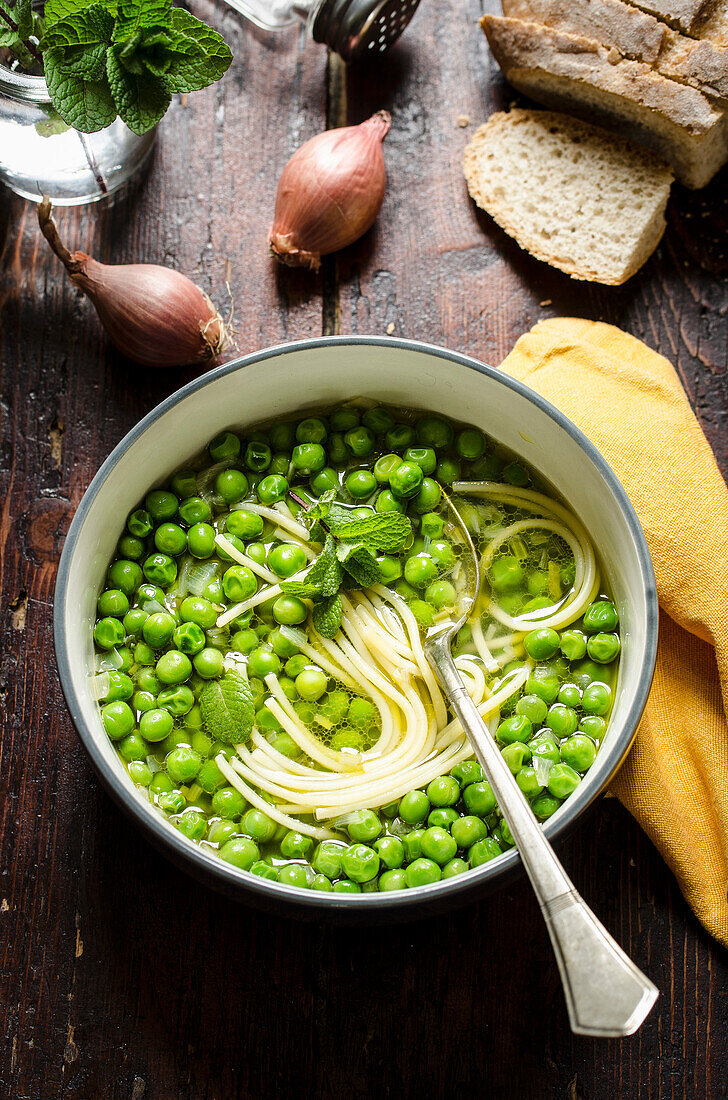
[2,0,728,1097]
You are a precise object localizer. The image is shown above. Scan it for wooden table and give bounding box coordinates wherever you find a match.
[2,2,727,1096]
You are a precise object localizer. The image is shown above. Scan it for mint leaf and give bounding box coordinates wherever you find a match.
[44,0,116,26]
[162,7,231,93]
[312,594,343,640]
[307,534,343,597]
[44,46,116,131]
[278,580,320,599]
[337,542,381,588]
[16,0,32,39]
[107,44,170,133]
[199,669,255,745]
[326,508,413,553]
[112,0,171,41]
[43,4,113,80]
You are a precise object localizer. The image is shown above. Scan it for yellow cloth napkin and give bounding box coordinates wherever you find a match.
[499,318,728,947]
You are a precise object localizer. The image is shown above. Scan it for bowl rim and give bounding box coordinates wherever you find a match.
[54,334,659,913]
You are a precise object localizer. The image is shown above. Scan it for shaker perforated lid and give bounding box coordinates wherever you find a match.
[312,0,421,62]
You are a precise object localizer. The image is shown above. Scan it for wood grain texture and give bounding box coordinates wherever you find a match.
[1,0,727,1097]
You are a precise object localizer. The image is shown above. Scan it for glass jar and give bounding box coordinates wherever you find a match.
[225,0,421,62]
[0,63,156,205]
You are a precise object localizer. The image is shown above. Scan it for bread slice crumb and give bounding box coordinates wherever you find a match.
[463,109,673,284]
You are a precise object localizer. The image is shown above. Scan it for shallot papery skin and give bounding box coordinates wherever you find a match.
[269,110,392,272]
[37,198,226,369]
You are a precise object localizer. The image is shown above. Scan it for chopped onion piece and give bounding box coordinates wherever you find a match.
[93,673,110,700]
[187,560,220,596]
[96,648,123,671]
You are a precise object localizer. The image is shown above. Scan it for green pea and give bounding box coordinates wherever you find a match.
[193,647,224,679]
[172,809,205,841]
[158,790,185,814]
[309,467,338,495]
[291,443,326,472]
[312,840,345,879]
[558,682,582,708]
[170,622,203,656]
[403,447,436,476]
[420,826,457,866]
[347,697,378,731]
[270,422,296,451]
[94,616,125,650]
[442,858,468,879]
[469,837,503,866]
[402,829,425,862]
[122,608,148,637]
[241,808,277,842]
[279,830,314,860]
[515,766,543,800]
[156,685,194,717]
[405,857,442,887]
[180,596,217,630]
[326,433,346,465]
[374,835,404,869]
[150,771,174,796]
[399,790,430,824]
[97,671,134,702]
[166,746,201,784]
[383,422,413,450]
[404,553,438,589]
[456,428,486,460]
[544,704,577,738]
[436,457,460,485]
[501,741,530,774]
[185,523,215,559]
[560,734,597,772]
[428,808,459,830]
[209,431,241,463]
[101,700,135,740]
[332,879,361,893]
[142,553,177,588]
[212,469,247,505]
[271,732,301,759]
[514,695,547,726]
[227,628,255,656]
[342,809,380,843]
[127,760,152,787]
[451,815,488,849]
[212,785,246,819]
[220,565,255,604]
[107,559,143,596]
[377,555,403,585]
[587,632,621,663]
[526,666,561,705]
[583,600,619,634]
[118,732,147,762]
[489,556,523,593]
[344,426,375,457]
[296,416,327,444]
[411,478,442,514]
[117,536,145,562]
[560,629,587,661]
[194,758,224,794]
[530,736,561,766]
[178,497,212,526]
[524,628,560,661]
[582,682,612,716]
[450,760,483,786]
[139,708,173,742]
[268,627,299,660]
[156,650,192,685]
[496,713,533,745]
[344,469,377,499]
[426,775,460,807]
[219,836,260,869]
[547,763,581,799]
[257,474,289,504]
[375,489,405,514]
[416,416,453,450]
[502,461,529,487]
[145,489,178,521]
[277,864,311,888]
[135,667,160,693]
[372,453,402,483]
[142,612,175,648]
[579,715,606,740]
[127,508,153,538]
[377,868,407,892]
[532,794,562,820]
[226,509,264,541]
[389,461,423,500]
[359,406,392,434]
[319,689,349,724]
[463,781,496,817]
[342,843,380,883]
[205,820,236,847]
[154,522,187,557]
[272,596,306,627]
[97,589,130,619]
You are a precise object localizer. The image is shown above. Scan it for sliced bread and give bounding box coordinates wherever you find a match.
[501,0,728,101]
[481,15,728,187]
[463,109,673,284]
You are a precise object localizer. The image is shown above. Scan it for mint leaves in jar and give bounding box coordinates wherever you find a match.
[0,0,232,133]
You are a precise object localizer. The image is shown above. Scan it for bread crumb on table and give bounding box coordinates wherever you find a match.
[386,322,396,335]
[540,299,552,306]
[456,115,471,128]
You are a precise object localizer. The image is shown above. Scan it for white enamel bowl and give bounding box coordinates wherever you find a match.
[54,337,658,920]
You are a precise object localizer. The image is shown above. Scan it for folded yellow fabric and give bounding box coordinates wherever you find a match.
[499,317,728,947]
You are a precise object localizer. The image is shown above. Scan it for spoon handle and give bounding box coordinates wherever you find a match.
[428,640,658,1037]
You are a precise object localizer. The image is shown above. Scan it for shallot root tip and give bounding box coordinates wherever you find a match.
[37,197,84,276]
[269,235,321,273]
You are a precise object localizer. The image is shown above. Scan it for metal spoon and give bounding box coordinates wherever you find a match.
[423,493,658,1037]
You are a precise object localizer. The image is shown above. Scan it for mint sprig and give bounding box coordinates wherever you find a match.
[280,495,414,639]
[199,668,255,745]
[0,0,232,134]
